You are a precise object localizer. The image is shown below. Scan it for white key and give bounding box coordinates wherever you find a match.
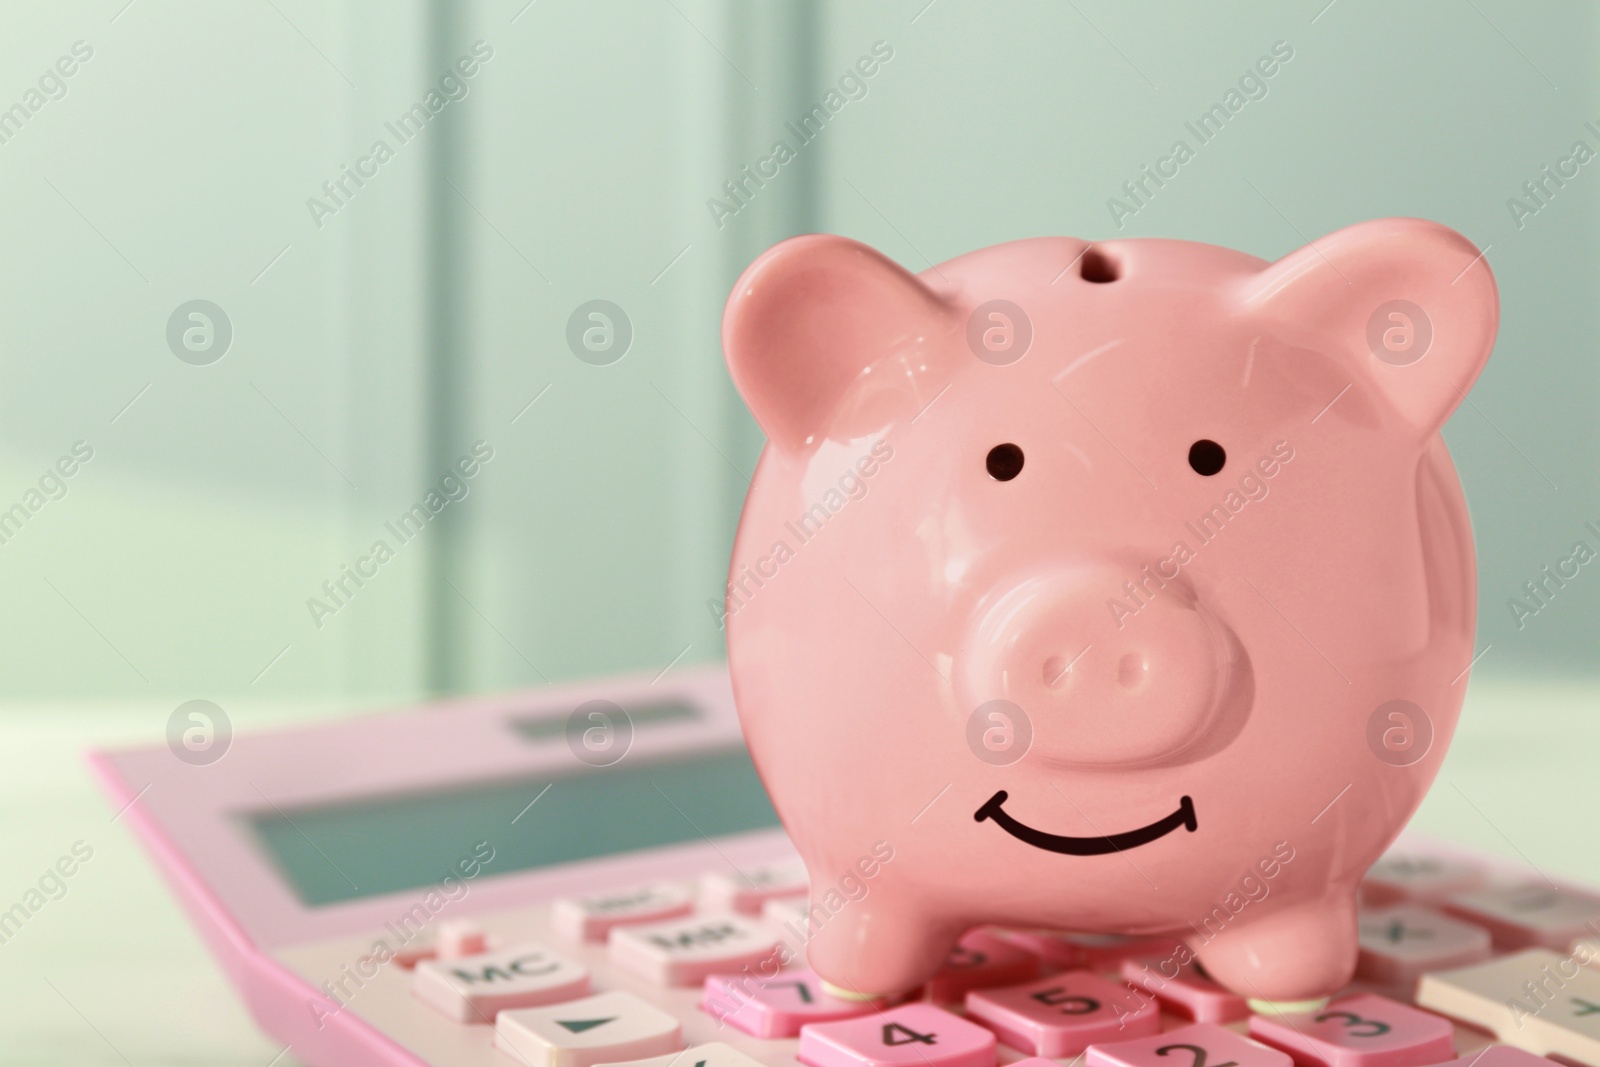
[436,918,489,958]
[497,990,682,1067]
[701,860,808,916]
[609,914,781,986]
[1445,883,1600,949]
[1363,854,1486,905]
[1416,948,1600,1063]
[1356,903,1493,988]
[552,883,695,942]
[413,940,589,1023]
[762,897,812,930]
[597,1042,767,1067]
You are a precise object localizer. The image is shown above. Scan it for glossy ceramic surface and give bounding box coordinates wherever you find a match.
[720,220,1499,1002]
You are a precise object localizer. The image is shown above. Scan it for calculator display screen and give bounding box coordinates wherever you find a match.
[243,746,781,907]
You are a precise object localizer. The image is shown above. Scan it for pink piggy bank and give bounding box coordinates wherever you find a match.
[719,219,1497,1005]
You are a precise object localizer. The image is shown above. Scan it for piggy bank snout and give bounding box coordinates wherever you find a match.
[962,567,1234,767]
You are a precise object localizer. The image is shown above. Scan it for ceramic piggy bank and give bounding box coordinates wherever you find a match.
[719,219,1497,1005]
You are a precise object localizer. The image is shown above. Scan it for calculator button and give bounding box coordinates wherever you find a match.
[552,883,695,943]
[368,943,435,970]
[964,972,1158,1057]
[1070,933,1187,968]
[1356,904,1493,989]
[496,990,682,1067]
[1246,992,1454,1067]
[413,941,590,1023]
[1120,957,1249,1023]
[1086,1022,1292,1067]
[609,915,781,986]
[1430,1048,1560,1067]
[1363,855,1486,907]
[798,1002,996,1067]
[437,918,490,958]
[990,930,1081,967]
[1444,884,1600,949]
[702,968,880,1037]
[925,929,1041,1001]
[600,1042,767,1067]
[1415,948,1600,1064]
[763,897,813,931]
[702,861,809,916]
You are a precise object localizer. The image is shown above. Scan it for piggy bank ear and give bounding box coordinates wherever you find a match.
[723,234,952,451]
[1244,218,1498,435]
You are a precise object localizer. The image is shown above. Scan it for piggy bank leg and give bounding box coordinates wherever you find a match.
[1191,896,1359,1010]
[803,899,961,1000]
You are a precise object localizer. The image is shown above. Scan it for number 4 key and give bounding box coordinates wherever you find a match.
[798,1003,996,1067]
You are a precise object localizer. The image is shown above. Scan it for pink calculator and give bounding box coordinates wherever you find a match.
[91,665,1600,1067]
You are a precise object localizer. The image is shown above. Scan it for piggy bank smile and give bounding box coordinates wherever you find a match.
[974,790,1197,855]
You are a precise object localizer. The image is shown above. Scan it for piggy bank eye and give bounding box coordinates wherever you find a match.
[986,443,1024,481]
[1188,439,1226,476]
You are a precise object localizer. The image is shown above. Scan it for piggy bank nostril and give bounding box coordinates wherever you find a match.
[1117,652,1149,689]
[1042,655,1068,688]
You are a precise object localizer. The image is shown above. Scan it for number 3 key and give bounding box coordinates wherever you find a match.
[1248,993,1454,1067]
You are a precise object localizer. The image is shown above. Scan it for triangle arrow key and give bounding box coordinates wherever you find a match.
[557,1017,616,1034]
[497,989,683,1066]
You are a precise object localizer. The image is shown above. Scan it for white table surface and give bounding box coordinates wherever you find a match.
[1,676,1595,1065]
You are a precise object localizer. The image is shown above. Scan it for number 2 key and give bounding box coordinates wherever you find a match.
[1087,1022,1291,1067]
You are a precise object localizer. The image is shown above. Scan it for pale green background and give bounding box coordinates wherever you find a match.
[0,0,1595,1062]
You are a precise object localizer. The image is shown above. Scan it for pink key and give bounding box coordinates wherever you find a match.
[702,968,880,1038]
[1068,934,1187,968]
[925,929,1042,1001]
[965,971,1158,1057]
[991,930,1082,967]
[1120,957,1249,1023]
[1247,993,1454,1067]
[1086,1022,1292,1067]
[990,932,1182,969]
[1430,1048,1553,1067]
[1356,905,1493,990]
[798,1003,996,1067]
